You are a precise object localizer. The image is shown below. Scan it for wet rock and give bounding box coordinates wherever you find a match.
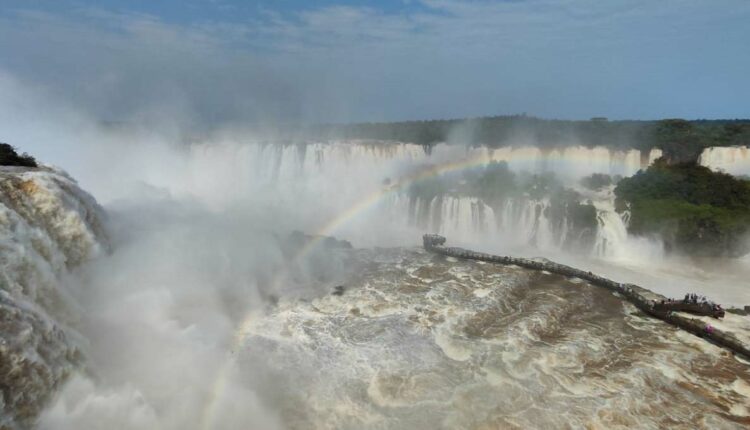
[287,230,353,251]
[422,234,446,250]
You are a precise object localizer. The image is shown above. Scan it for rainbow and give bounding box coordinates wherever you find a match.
[197,145,658,427]
[296,144,656,254]
[197,153,500,427]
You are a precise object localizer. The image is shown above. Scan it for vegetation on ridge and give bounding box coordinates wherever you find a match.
[0,143,37,167]
[407,161,599,250]
[615,159,750,257]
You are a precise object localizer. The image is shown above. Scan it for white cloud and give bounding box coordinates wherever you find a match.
[0,0,748,125]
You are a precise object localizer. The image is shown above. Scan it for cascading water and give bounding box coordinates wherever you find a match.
[0,142,670,427]
[589,190,664,263]
[593,206,629,258]
[404,195,570,252]
[398,191,661,260]
[0,166,107,429]
[699,146,750,176]
[178,140,662,256]
[403,195,498,246]
[3,140,749,430]
[499,198,560,250]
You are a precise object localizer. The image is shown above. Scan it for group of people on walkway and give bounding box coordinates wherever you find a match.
[653,293,725,318]
[684,293,709,304]
[683,293,723,313]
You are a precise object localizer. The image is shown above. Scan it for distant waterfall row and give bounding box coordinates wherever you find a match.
[182,140,667,256]
[387,192,658,260]
[184,141,747,189]
[699,146,750,176]
[186,140,663,187]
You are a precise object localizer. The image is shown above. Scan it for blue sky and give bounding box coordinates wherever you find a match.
[3,1,424,23]
[1,0,749,126]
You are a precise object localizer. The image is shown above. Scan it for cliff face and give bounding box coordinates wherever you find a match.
[0,166,108,429]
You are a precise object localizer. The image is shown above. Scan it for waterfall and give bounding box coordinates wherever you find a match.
[184,141,662,191]
[400,195,582,253]
[146,140,666,253]
[0,166,108,428]
[393,187,666,261]
[591,193,664,263]
[699,146,750,176]
[499,198,560,249]
[429,196,497,244]
[593,206,630,258]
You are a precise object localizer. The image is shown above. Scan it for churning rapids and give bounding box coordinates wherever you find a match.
[243,248,750,429]
[1,139,750,429]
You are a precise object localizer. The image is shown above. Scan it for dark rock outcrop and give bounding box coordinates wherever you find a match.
[0,143,37,167]
[288,230,353,250]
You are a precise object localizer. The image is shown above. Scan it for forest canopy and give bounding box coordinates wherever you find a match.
[614,160,750,257]
[300,116,750,163]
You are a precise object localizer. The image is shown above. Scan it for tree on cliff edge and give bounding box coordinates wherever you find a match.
[0,143,37,167]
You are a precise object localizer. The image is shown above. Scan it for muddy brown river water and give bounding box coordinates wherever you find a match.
[240,248,750,429]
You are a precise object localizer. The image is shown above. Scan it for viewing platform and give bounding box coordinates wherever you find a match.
[423,234,750,360]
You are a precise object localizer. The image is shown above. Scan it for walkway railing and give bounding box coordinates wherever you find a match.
[423,234,750,359]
